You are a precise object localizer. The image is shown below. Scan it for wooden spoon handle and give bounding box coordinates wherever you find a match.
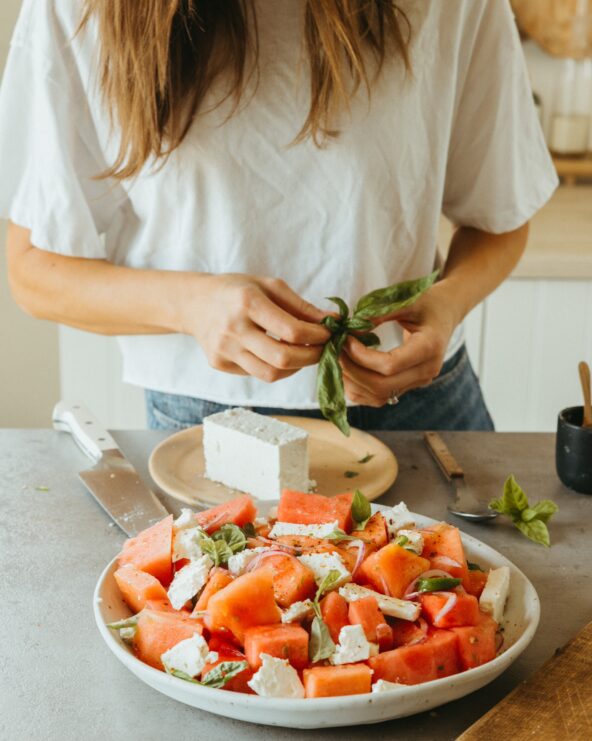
[578,361,592,428]
[423,431,464,481]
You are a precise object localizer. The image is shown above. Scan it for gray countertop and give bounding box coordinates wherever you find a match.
[1,430,590,741]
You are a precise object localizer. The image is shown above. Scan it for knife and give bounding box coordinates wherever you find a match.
[52,401,169,536]
[423,431,498,522]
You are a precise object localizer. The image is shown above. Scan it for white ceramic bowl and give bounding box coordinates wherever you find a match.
[94,506,540,729]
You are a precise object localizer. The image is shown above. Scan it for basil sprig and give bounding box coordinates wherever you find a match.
[199,523,247,566]
[416,576,461,592]
[489,475,558,547]
[317,271,439,435]
[308,569,342,663]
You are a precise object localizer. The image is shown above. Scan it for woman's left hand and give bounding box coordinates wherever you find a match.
[340,283,460,407]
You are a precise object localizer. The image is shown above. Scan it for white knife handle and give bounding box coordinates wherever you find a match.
[52,401,118,462]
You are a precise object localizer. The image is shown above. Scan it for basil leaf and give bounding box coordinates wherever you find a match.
[345,316,374,332]
[324,529,368,544]
[416,576,462,592]
[326,296,350,320]
[353,270,439,320]
[489,474,529,518]
[316,342,350,437]
[314,569,343,603]
[344,470,359,478]
[309,616,336,662]
[200,660,249,688]
[212,523,247,553]
[515,518,551,547]
[167,668,200,683]
[322,315,343,334]
[467,561,483,572]
[241,522,256,538]
[351,489,371,530]
[199,535,233,566]
[355,332,381,348]
[107,615,138,631]
[528,499,558,524]
[357,453,374,464]
[394,534,409,547]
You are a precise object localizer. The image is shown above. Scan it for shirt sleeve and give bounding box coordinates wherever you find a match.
[442,0,558,234]
[0,0,123,258]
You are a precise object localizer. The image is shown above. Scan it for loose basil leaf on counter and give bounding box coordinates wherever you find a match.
[352,270,439,320]
[309,616,336,663]
[316,271,438,434]
[489,475,558,547]
[201,661,249,688]
[351,489,371,530]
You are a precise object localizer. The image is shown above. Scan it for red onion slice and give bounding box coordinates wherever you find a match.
[431,555,462,570]
[245,549,294,573]
[346,539,366,578]
[379,574,392,597]
[256,536,299,553]
[432,591,458,625]
[406,617,429,646]
[403,569,453,599]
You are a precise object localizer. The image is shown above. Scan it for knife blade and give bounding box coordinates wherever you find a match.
[52,401,169,536]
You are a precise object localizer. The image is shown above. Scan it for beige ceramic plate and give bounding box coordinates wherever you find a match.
[148,416,398,506]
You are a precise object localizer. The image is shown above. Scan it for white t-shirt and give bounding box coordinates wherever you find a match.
[0,0,557,408]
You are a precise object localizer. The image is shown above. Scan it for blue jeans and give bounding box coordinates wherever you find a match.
[145,345,494,432]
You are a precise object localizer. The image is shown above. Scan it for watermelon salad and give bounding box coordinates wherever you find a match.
[108,489,510,698]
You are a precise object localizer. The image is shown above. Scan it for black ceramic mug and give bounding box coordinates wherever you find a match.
[556,406,592,495]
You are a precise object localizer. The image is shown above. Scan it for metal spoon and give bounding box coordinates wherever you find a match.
[423,432,498,522]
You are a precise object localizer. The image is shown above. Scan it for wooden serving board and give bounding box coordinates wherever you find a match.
[458,621,592,740]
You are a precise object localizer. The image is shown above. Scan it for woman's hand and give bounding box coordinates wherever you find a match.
[183,273,330,383]
[340,281,460,406]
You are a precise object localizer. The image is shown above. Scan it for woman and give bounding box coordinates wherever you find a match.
[1,0,557,431]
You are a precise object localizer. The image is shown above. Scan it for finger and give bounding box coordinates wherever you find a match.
[343,376,387,408]
[209,357,249,376]
[344,333,434,376]
[241,323,323,369]
[262,277,328,324]
[236,350,297,384]
[341,352,436,398]
[248,292,330,346]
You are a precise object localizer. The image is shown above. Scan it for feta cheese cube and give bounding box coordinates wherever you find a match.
[396,529,424,555]
[268,521,339,539]
[247,654,305,698]
[372,679,405,693]
[338,583,420,621]
[161,633,214,677]
[173,508,197,531]
[330,624,378,665]
[203,408,309,500]
[226,547,268,577]
[167,555,213,610]
[383,502,415,540]
[479,566,510,623]
[281,600,315,624]
[172,526,204,563]
[297,552,351,588]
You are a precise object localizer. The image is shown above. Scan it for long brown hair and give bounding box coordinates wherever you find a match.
[80,1,410,179]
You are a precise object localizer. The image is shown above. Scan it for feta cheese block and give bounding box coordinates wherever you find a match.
[226,546,269,576]
[297,552,351,588]
[372,679,405,693]
[268,521,339,539]
[173,508,197,531]
[167,554,213,610]
[479,565,511,623]
[383,501,415,540]
[161,633,217,677]
[203,408,309,500]
[330,624,378,665]
[247,654,305,698]
[172,526,204,563]
[339,583,421,622]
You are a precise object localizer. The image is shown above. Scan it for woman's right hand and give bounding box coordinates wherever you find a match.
[181,273,331,383]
